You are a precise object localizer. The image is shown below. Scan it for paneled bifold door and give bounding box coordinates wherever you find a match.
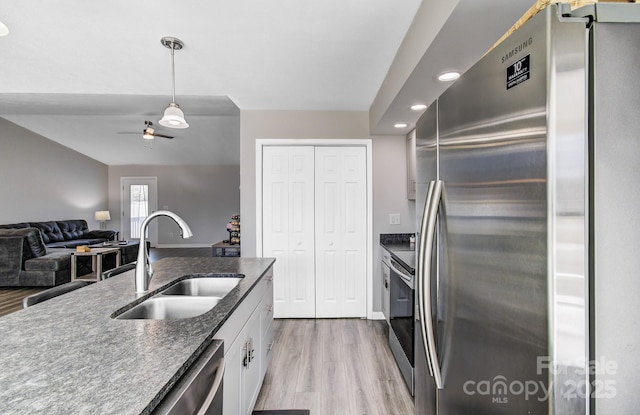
[262,146,367,318]
[263,147,316,318]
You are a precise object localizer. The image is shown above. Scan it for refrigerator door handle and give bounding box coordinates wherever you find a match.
[417,184,434,378]
[417,179,444,389]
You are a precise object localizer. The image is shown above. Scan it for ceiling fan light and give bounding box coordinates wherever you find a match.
[159,102,189,129]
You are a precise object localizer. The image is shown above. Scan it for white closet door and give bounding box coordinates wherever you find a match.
[315,147,367,318]
[262,146,315,318]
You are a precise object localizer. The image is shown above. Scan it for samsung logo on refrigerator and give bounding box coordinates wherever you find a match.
[501,37,533,63]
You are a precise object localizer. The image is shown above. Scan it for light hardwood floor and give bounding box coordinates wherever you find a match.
[254,319,414,415]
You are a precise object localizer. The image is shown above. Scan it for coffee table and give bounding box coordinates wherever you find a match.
[71,247,121,282]
[211,241,241,257]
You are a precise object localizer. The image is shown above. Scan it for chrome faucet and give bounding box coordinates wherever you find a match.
[135,210,193,293]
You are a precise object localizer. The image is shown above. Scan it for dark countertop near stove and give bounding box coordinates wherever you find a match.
[380,233,416,274]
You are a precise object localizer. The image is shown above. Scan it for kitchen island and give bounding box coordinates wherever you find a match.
[0,256,275,415]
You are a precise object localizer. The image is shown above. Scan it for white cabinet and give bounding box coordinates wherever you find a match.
[240,313,261,415]
[381,247,391,323]
[406,129,416,200]
[259,292,275,379]
[216,268,274,415]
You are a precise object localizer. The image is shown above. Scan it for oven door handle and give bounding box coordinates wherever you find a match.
[383,259,413,286]
[417,180,443,389]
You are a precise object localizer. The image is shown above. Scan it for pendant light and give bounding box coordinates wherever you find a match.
[159,37,189,129]
[0,20,9,37]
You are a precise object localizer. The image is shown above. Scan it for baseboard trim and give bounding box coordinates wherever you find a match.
[371,311,386,320]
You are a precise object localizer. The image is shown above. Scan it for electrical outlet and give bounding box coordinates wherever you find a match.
[389,213,401,225]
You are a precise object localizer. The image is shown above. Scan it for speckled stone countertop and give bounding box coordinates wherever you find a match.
[0,256,275,415]
[380,233,416,274]
[380,233,415,252]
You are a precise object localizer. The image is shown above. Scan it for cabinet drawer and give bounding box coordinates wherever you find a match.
[261,323,275,379]
[260,279,274,338]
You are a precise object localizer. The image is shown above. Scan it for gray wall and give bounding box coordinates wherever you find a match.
[239,110,415,313]
[108,165,240,247]
[372,135,416,311]
[0,117,108,226]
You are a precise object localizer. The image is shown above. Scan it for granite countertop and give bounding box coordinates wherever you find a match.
[0,256,275,415]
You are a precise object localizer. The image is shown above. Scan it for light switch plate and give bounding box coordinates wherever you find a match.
[389,213,401,225]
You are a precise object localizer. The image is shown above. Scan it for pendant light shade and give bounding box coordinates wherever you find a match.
[0,21,9,37]
[159,36,189,129]
[159,102,189,129]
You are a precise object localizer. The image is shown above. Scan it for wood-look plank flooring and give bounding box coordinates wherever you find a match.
[0,287,45,317]
[254,319,415,415]
[0,247,212,318]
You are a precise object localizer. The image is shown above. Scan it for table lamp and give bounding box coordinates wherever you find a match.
[95,210,111,230]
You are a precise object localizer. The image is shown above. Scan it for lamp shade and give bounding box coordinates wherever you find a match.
[95,211,111,221]
[159,102,189,129]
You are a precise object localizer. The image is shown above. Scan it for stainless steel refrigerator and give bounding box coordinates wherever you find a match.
[414,3,640,414]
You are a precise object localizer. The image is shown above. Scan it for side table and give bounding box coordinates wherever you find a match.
[211,241,241,257]
[71,247,121,282]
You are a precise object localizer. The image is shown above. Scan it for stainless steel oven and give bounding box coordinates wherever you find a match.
[383,251,415,396]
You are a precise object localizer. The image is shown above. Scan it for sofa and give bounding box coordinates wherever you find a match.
[0,220,130,287]
[0,220,117,248]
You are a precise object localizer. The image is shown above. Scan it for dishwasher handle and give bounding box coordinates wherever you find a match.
[196,357,225,415]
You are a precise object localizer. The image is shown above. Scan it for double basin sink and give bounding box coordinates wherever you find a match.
[114,274,242,320]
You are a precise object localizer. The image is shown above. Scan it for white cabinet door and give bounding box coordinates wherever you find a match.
[224,337,244,415]
[382,248,391,323]
[262,146,316,318]
[407,129,417,200]
[315,147,367,318]
[241,313,262,415]
[259,279,275,379]
[221,273,273,415]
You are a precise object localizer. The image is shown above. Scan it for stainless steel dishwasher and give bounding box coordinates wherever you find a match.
[153,339,225,415]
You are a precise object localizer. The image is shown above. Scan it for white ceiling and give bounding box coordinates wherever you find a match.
[0,0,421,165]
[0,0,537,165]
[0,94,240,165]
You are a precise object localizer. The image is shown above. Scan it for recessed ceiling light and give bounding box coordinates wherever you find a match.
[0,21,9,37]
[394,123,408,129]
[438,71,461,82]
[410,104,427,111]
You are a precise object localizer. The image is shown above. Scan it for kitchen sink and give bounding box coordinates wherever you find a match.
[116,296,221,320]
[114,274,244,320]
[160,275,242,297]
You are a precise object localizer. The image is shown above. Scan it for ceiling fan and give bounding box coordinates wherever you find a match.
[118,121,174,140]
